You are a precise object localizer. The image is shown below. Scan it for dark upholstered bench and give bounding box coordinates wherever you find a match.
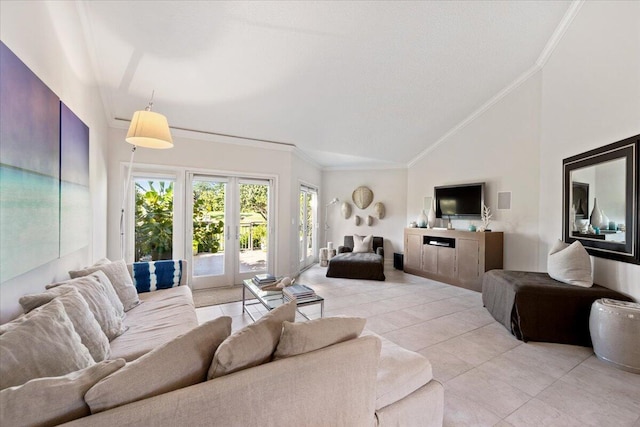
[326,236,385,281]
[482,270,633,346]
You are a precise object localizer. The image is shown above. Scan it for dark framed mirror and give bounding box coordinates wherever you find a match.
[563,134,639,264]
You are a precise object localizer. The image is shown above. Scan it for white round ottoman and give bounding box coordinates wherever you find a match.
[589,298,640,374]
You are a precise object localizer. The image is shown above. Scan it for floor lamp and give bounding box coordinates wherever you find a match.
[120,93,174,260]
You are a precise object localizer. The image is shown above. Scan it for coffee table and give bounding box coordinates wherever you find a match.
[242,279,324,321]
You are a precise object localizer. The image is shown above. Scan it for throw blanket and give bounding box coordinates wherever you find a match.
[133,260,182,293]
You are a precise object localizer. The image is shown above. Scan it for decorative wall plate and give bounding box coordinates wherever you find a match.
[366,215,373,226]
[373,202,385,219]
[354,215,361,226]
[352,186,374,209]
[341,202,352,219]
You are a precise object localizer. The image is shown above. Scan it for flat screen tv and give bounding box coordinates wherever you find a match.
[434,182,485,219]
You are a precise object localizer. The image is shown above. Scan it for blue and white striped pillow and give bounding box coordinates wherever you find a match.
[132,260,182,293]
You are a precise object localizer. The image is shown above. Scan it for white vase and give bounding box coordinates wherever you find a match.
[590,198,603,228]
[417,210,428,228]
[427,199,436,228]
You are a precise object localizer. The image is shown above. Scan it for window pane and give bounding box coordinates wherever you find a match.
[192,180,226,277]
[239,182,268,273]
[134,179,174,261]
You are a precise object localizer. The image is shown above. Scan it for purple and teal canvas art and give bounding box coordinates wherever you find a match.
[1,41,61,282]
[60,102,90,256]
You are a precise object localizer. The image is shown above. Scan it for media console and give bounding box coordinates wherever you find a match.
[403,228,503,292]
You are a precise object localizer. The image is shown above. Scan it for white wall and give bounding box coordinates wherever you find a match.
[322,168,408,264]
[407,74,542,272]
[107,128,322,280]
[539,0,640,299]
[0,2,109,322]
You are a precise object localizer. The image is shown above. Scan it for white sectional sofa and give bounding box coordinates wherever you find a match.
[0,259,443,427]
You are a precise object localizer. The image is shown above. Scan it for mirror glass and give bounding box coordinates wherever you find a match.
[570,157,626,244]
[563,134,639,265]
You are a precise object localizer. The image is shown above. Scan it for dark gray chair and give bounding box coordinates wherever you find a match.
[326,236,385,281]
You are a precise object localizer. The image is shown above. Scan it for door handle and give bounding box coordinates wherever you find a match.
[235,226,239,240]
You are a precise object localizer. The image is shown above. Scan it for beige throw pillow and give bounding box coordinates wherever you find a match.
[69,259,140,311]
[0,359,124,427]
[0,299,94,390]
[548,240,593,287]
[19,287,110,362]
[274,316,366,359]
[353,234,373,253]
[208,300,296,379]
[86,317,231,413]
[45,275,126,341]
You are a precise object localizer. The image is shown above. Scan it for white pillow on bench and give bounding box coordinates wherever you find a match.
[548,240,593,287]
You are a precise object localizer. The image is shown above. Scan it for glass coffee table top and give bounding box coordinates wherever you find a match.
[242,279,324,321]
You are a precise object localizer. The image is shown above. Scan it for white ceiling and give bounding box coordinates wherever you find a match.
[77,1,573,169]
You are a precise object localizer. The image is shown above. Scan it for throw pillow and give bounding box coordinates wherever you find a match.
[0,359,124,427]
[353,234,373,253]
[208,300,296,379]
[132,260,183,293]
[548,239,593,287]
[85,316,231,413]
[69,259,140,311]
[45,274,126,341]
[0,299,94,390]
[274,316,366,359]
[19,287,110,362]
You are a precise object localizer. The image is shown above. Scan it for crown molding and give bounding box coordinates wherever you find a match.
[536,0,585,68]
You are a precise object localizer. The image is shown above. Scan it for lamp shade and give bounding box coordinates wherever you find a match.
[126,110,173,149]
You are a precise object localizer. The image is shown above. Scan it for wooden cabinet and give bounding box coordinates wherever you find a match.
[405,233,422,270]
[403,228,503,291]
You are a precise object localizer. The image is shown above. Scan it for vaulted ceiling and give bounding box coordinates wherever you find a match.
[77,1,573,168]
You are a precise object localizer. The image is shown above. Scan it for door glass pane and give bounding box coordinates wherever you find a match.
[299,191,306,262]
[135,179,174,261]
[306,191,316,256]
[192,179,226,277]
[239,182,269,273]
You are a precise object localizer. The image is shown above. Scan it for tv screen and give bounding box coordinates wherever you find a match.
[435,183,485,219]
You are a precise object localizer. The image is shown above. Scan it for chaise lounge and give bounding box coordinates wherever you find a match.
[326,235,386,281]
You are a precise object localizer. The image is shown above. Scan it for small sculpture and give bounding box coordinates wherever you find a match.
[478,204,492,232]
[341,202,352,219]
[354,215,361,226]
[352,186,374,209]
[373,202,385,219]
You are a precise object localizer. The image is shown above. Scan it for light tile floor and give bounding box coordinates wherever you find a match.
[196,265,640,427]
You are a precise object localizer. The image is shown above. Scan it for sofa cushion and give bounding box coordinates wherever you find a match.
[353,234,373,253]
[0,359,124,427]
[363,331,434,410]
[132,260,183,293]
[86,316,231,414]
[109,286,199,361]
[0,299,94,390]
[208,299,296,379]
[548,240,593,287]
[70,259,140,311]
[45,274,126,341]
[19,287,110,362]
[274,316,366,359]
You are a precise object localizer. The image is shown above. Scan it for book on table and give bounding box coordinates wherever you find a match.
[252,274,277,287]
[283,284,316,301]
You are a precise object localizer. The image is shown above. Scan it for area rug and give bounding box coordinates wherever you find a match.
[192,286,255,308]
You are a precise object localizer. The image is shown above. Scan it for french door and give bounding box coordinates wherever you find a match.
[187,174,273,289]
[299,185,318,270]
